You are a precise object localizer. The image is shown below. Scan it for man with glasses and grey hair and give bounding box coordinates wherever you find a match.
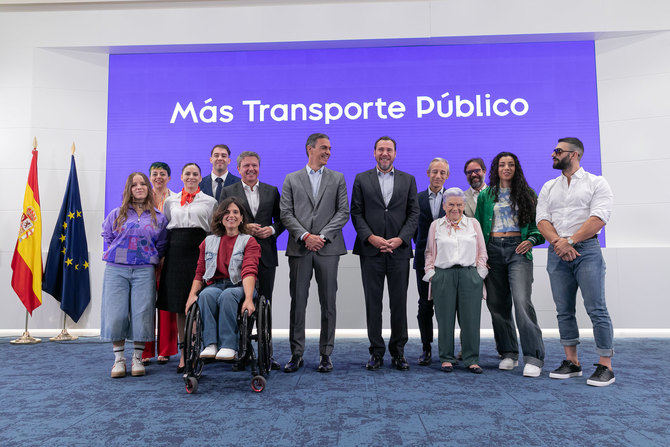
[463,157,487,217]
[536,137,615,386]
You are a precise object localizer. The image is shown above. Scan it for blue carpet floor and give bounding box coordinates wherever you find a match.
[0,337,668,447]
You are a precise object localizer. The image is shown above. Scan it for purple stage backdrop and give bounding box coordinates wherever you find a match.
[107,41,602,249]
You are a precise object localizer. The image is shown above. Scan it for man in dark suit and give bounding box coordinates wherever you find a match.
[221,151,285,371]
[280,133,350,373]
[351,136,419,371]
[413,158,449,366]
[220,150,285,301]
[199,144,241,200]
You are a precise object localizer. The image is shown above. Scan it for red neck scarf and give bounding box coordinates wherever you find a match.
[448,217,463,230]
[180,187,200,206]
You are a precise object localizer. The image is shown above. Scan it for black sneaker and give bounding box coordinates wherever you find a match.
[586,364,615,387]
[549,360,583,379]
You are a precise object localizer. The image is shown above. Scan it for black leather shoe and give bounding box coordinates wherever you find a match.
[283,355,303,373]
[270,357,282,371]
[418,347,432,366]
[391,356,410,371]
[365,354,383,370]
[317,355,333,373]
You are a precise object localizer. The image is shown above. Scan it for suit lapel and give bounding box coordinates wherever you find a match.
[388,169,401,207]
[368,169,384,204]
[314,168,332,207]
[298,169,316,208]
[235,182,253,219]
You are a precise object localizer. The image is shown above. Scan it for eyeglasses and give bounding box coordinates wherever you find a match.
[465,168,483,176]
[553,148,576,155]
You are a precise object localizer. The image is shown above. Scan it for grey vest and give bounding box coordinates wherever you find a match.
[202,233,252,285]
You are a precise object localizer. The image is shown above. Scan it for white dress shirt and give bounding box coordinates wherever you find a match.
[164,191,218,231]
[242,181,260,216]
[423,216,488,280]
[211,172,229,193]
[536,167,613,237]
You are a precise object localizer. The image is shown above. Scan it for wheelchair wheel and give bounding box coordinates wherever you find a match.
[251,375,266,393]
[256,296,272,376]
[185,376,198,394]
[183,302,204,380]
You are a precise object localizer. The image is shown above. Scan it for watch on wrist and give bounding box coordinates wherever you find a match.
[567,237,574,245]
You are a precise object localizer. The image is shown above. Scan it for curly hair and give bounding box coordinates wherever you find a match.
[114,172,158,231]
[211,197,250,236]
[487,152,537,226]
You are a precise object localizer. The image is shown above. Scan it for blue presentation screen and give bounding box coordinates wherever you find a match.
[107,41,601,248]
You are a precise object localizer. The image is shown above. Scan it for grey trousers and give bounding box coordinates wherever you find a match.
[288,253,340,356]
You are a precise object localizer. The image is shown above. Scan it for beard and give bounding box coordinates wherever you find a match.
[552,157,571,170]
[469,177,483,189]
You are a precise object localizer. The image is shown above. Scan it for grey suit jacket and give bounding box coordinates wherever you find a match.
[464,186,480,218]
[279,166,349,257]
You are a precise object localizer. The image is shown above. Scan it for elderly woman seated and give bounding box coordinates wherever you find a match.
[423,187,488,374]
[185,197,260,361]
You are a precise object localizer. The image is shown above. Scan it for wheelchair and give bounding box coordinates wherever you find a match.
[182,292,273,394]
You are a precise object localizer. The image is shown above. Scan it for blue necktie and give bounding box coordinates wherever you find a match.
[215,177,223,201]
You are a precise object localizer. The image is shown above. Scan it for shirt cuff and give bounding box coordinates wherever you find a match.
[270,226,276,236]
[477,265,488,280]
[422,269,435,282]
[300,232,309,241]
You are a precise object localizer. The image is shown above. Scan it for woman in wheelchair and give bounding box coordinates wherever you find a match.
[184,197,261,361]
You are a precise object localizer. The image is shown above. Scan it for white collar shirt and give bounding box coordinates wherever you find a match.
[242,181,260,217]
[163,191,218,231]
[432,216,479,269]
[211,171,229,193]
[536,167,613,237]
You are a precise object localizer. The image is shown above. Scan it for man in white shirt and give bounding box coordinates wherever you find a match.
[199,144,241,200]
[463,157,487,217]
[536,137,615,387]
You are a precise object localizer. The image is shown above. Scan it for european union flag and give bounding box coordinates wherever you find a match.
[43,155,91,322]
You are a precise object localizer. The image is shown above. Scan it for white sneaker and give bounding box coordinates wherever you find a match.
[498,358,518,370]
[131,356,146,376]
[111,359,126,378]
[200,344,217,358]
[215,347,236,360]
[523,363,542,377]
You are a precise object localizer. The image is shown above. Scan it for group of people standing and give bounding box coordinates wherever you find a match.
[100,134,616,387]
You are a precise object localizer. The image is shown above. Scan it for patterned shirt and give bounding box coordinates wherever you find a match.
[492,188,520,233]
[102,207,168,266]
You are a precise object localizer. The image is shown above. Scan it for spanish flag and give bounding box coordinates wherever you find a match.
[11,147,42,314]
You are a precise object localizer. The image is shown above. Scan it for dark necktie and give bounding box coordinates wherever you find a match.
[215,177,223,201]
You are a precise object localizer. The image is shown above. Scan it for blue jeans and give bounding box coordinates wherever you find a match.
[547,238,614,357]
[485,237,544,367]
[100,264,156,342]
[198,280,247,350]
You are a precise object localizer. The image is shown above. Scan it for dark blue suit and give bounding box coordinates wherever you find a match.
[413,188,445,349]
[199,172,241,200]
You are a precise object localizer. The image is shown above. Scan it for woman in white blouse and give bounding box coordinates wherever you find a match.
[156,162,218,372]
[423,188,488,374]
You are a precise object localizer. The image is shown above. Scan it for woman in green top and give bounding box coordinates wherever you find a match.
[474,152,545,378]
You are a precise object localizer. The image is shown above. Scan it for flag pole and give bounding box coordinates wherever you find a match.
[50,142,79,342]
[11,137,42,345]
[50,313,78,341]
[11,311,42,344]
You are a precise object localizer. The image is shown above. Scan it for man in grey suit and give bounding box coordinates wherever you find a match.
[351,136,419,371]
[463,157,487,217]
[279,133,350,373]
